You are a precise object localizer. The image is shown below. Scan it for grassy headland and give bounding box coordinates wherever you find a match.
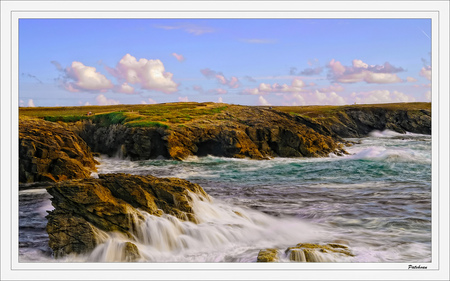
[19,102,229,128]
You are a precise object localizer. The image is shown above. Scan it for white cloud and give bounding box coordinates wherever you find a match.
[218,97,223,103]
[27,99,35,107]
[141,98,157,104]
[320,83,345,92]
[352,59,369,68]
[84,102,91,106]
[172,53,185,62]
[328,59,404,84]
[96,94,120,105]
[242,88,261,95]
[364,72,403,84]
[113,54,178,94]
[208,88,228,95]
[200,68,240,89]
[154,23,214,35]
[406,76,418,82]
[425,90,431,101]
[178,96,189,102]
[65,61,113,92]
[420,66,431,81]
[350,90,415,104]
[117,82,135,94]
[258,96,271,106]
[245,78,307,95]
[281,90,347,106]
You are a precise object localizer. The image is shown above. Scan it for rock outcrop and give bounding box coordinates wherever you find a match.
[256,243,354,262]
[45,173,209,257]
[19,117,98,183]
[257,248,279,262]
[287,105,431,139]
[77,105,347,160]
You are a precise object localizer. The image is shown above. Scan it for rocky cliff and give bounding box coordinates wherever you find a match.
[19,117,98,183]
[279,103,431,139]
[77,104,348,160]
[45,173,209,257]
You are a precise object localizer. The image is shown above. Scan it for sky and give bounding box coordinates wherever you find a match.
[19,18,432,107]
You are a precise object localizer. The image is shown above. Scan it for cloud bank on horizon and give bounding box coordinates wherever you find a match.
[19,18,431,107]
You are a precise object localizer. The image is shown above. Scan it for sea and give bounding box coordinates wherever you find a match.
[19,130,432,263]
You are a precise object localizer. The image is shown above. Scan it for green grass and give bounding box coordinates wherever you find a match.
[20,102,229,128]
[43,115,90,122]
[126,121,169,129]
[274,102,431,118]
[19,101,430,129]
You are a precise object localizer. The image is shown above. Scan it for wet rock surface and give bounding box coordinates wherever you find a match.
[19,117,98,183]
[45,173,209,257]
[257,243,354,262]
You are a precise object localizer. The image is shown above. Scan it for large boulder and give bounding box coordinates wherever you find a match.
[19,117,98,183]
[45,173,209,257]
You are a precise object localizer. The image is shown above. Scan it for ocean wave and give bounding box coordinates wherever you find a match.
[346,146,430,163]
[369,129,430,139]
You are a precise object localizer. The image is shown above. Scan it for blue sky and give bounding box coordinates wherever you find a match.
[19,18,431,107]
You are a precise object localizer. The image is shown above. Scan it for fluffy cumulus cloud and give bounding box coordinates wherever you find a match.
[65,61,113,92]
[96,94,120,105]
[178,96,189,102]
[258,96,271,106]
[116,82,135,94]
[172,53,185,62]
[27,99,36,107]
[282,90,346,106]
[242,78,307,96]
[419,66,431,81]
[110,54,178,94]
[200,68,240,89]
[327,59,404,84]
[350,90,415,104]
[141,98,157,104]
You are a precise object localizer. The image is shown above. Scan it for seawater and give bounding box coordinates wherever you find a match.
[19,130,431,263]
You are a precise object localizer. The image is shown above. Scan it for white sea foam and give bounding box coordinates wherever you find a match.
[66,193,334,262]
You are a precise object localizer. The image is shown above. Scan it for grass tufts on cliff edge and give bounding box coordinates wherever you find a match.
[22,102,229,128]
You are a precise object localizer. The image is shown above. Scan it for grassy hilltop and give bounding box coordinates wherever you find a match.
[19,101,431,129]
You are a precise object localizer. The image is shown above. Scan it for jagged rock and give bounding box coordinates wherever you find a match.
[316,107,431,138]
[78,122,169,160]
[19,117,98,183]
[257,248,279,262]
[45,173,209,257]
[77,105,345,160]
[123,242,140,262]
[257,243,354,263]
[285,243,354,262]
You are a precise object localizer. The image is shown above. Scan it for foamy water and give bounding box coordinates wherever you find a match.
[19,130,431,263]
